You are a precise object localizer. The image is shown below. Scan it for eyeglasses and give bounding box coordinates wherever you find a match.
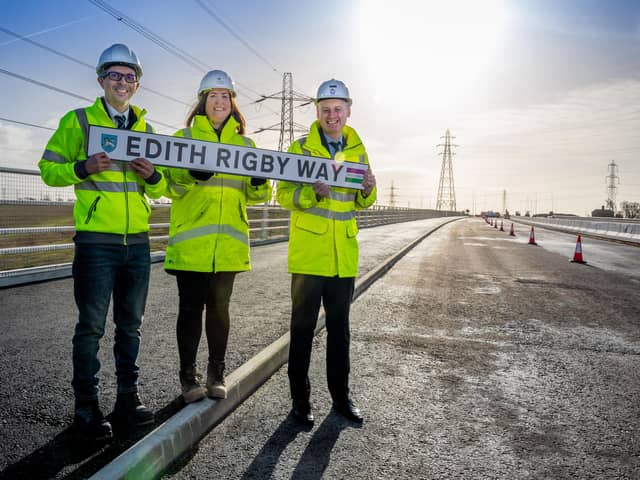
[101,71,138,83]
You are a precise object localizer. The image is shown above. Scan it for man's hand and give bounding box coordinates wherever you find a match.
[312,181,331,200]
[85,152,112,175]
[129,158,156,180]
[361,168,376,197]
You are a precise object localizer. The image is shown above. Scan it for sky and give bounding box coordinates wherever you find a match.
[1,0,639,215]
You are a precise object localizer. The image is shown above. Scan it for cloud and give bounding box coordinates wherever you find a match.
[0,123,46,169]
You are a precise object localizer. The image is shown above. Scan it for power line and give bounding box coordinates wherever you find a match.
[0,17,95,47]
[0,67,179,130]
[88,0,210,72]
[0,25,191,107]
[0,117,55,131]
[87,0,276,109]
[0,67,92,102]
[194,0,280,74]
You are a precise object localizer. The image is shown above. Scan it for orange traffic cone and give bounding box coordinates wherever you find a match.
[528,226,537,245]
[509,223,515,236]
[500,220,504,232]
[570,234,587,264]
[494,219,498,229]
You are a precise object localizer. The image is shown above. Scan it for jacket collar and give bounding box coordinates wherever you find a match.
[192,114,240,141]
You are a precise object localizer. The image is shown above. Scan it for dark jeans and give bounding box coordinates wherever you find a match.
[288,274,355,405]
[175,271,236,371]
[72,242,150,401]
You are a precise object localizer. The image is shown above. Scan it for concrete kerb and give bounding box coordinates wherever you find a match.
[89,216,462,480]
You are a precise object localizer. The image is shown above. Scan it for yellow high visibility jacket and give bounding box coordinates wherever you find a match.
[163,115,272,273]
[39,97,166,241]
[277,121,376,277]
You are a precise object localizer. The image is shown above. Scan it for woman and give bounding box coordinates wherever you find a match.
[164,70,271,402]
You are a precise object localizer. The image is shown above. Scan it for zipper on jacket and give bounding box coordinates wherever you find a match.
[122,163,129,245]
[84,196,101,224]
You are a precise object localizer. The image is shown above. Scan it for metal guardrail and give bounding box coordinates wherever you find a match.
[0,167,461,287]
[512,216,640,246]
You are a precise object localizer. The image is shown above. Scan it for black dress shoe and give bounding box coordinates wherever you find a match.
[332,399,363,423]
[291,401,314,426]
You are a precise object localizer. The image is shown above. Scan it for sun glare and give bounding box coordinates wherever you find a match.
[357,0,508,109]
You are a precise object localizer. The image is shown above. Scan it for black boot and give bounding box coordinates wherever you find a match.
[207,361,227,399]
[112,392,154,427]
[180,366,206,403]
[72,400,113,441]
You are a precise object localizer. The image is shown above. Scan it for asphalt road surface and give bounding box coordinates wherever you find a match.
[1,217,639,479]
[0,217,454,479]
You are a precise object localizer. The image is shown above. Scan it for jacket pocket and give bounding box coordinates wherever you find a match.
[84,196,101,224]
[295,214,329,235]
[239,202,249,226]
[139,197,150,214]
[347,218,359,238]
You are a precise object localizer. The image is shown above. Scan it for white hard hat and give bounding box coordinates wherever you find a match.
[96,43,143,78]
[316,78,351,104]
[199,70,236,97]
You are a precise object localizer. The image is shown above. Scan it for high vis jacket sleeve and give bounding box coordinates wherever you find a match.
[39,110,86,187]
[276,140,318,210]
[38,98,166,237]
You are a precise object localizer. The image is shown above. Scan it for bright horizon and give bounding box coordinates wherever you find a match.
[1,0,639,215]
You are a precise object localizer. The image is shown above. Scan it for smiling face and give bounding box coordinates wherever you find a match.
[98,65,139,112]
[204,88,232,129]
[316,98,350,140]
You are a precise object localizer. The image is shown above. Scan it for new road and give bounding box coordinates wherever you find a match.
[1,218,638,479]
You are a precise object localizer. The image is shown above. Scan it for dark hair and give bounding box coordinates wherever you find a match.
[185,92,246,135]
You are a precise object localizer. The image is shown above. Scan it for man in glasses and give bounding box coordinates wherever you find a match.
[39,43,166,441]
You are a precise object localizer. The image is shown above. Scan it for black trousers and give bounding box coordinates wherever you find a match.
[175,271,236,371]
[287,273,355,404]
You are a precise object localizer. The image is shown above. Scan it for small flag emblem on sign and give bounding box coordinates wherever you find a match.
[345,166,366,184]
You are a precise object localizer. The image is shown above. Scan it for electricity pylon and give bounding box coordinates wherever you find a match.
[388,180,397,207]
[435,129,457,211]
[254,72,313,151]
[605,160,619,212]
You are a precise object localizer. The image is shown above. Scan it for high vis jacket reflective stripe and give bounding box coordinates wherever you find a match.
[276,121,377,277]
[38,97,166,238]
[163,114,272,273]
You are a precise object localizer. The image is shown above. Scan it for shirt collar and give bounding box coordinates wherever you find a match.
[320,130,343,157]
[103,99,130,123]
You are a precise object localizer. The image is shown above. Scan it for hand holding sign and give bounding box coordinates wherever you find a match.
[85,152,112,175]
[312,181,331,199]
[129,158,156,180]
[361,168,376,197]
